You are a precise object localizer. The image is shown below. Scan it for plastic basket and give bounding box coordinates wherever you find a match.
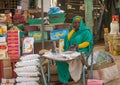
[27,19,42,25]
[48,13,66,24]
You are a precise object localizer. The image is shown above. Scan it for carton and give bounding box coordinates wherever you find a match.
[0,51,7,59]
[1,78,15,83]
[22,37,34,55]
[0,42,8,51]
[0,37,6,43]
[2,67,12,78]
[0,59,11,67]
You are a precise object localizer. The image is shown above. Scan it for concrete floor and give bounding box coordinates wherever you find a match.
[49,42,120,85]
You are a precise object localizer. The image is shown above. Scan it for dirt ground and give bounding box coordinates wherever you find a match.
[93,42,120,85]
[49,42,120,85]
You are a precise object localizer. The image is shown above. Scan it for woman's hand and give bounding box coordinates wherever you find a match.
[72,24,76,30]
[68,44,78,51]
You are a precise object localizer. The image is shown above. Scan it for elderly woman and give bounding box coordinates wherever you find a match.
[56,16,93,84]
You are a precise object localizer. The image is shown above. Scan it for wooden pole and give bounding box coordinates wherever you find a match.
[41,0,44,49]
[84,0,93,33]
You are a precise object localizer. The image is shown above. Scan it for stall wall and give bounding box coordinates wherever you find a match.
[37,0,51,12]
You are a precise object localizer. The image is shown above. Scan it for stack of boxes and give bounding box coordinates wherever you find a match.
[0,24,7,59]
[0,59,15,85]
[7,30,20,59]
[104,15,120,55]
[0,25,20,84]
[108,34,120,55]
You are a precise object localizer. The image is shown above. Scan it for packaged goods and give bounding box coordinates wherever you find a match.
[2,67,12,78]
[14,54,41,84]
[0,37,6,43]
[0,51,7,59]
[17,72,40,77]
[0,24,7,37]
[20,54,40,61]
[7,30,20,59]
[0,59,11,67]
[110,22,119,34]
[15,59,40,67]
[58,39,64,53]
[108,34,120,55]
[22,37,34,55]
[1,83,14,85]
[16,82,39,85]
[16,77,40,82]
[14,66,40,73]
[1,78,15,83]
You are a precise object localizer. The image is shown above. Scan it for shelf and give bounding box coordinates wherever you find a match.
[34,40,57,43]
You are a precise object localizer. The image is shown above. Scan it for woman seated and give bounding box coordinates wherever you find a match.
[56,16,93,84]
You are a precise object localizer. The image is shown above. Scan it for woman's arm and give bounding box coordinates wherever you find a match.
[78,42,90,48]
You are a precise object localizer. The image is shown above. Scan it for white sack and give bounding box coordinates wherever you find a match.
[16,77,40,82]
[15,59,40,67]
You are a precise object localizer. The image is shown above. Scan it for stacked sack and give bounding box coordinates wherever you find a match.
[14,54,41,85]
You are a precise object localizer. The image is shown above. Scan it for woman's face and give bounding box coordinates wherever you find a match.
[73,20,80,31]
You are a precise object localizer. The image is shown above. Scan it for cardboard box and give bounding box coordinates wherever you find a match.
[1,78,15,84]
[0,51,7,59]
[0,42,8,51]
[1,83,14,85]
[0,37,6,43]
[7,30,19,37]
[1,78,15,83]
[7,30,20,59]
[8,54,19,59]
[0,59,11,67]
[3,67,12,79]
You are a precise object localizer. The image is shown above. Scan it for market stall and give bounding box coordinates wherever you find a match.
[0,0,120,85]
